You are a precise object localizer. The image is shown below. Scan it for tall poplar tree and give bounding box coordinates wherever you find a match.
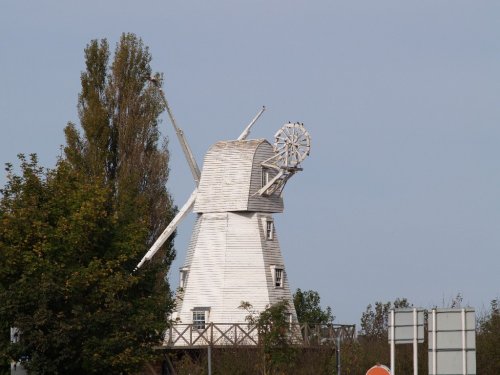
[65,33,174,253]
[0,34,175,374]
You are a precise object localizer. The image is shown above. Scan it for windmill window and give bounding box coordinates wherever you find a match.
[275,268,283,287]
[266,220,274,240]
[262,168,269,187]
[192,310,206,330]
[179,267,189,289]
[270,266,284,288]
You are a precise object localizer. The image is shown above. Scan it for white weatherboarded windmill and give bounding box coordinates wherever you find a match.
[136,102,311,339]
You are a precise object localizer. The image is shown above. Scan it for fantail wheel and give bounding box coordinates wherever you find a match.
[273,122,311,168]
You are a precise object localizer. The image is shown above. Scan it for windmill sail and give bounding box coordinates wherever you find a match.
[136,189,197,269]
[136,106,268,269]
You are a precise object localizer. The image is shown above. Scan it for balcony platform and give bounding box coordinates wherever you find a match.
[157,323,356,349]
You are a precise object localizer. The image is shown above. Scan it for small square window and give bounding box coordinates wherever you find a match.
[193,311,206,330]
[266,220,274,240]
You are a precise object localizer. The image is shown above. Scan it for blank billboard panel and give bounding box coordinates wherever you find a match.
[388,308,425,344]
[428,351,476,375]
[428,308,476,375]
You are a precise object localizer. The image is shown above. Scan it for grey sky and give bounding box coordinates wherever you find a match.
[1,1,499,324]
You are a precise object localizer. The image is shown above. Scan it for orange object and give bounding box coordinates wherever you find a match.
[366,364,391,375]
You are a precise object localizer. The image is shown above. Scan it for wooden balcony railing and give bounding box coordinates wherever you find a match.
[162,323,356,348]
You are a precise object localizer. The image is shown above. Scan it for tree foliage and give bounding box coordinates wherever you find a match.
[293,288,334,325]
[359,297,410,339]
[0,33,175,374]
[354,298,423,374]
[477,299,500,374]
[64,34,173,252]
[240,300,297,375]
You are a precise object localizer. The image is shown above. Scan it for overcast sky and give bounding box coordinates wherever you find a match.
[1,1,499,324]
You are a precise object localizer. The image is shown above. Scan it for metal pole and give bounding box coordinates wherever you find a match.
[432,309,437,375]
[208,345,212,375]
[413,308,418,375]
[461,308,467,375]
[390,309,395,375]
[336,336,341,375]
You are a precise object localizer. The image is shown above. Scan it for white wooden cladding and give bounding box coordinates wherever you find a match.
[174,212,297,325]
[194,139,284,213]
[171,136,302,347]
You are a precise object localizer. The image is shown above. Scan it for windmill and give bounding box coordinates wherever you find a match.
[136,87,311,336]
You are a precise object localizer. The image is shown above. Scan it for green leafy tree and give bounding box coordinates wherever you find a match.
[0,33,175,374]
[293,288,334,325]
[359,298,410,339]
[355,298,417,373]
[477,299,500,375]
[240,300,297,375]
[0,290,10,374]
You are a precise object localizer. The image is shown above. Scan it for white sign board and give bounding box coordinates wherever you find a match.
[388,308,425,344]
[388,308,425,375]
[428,308,476,375]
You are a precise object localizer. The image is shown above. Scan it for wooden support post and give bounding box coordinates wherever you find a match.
[207,345,212,375]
